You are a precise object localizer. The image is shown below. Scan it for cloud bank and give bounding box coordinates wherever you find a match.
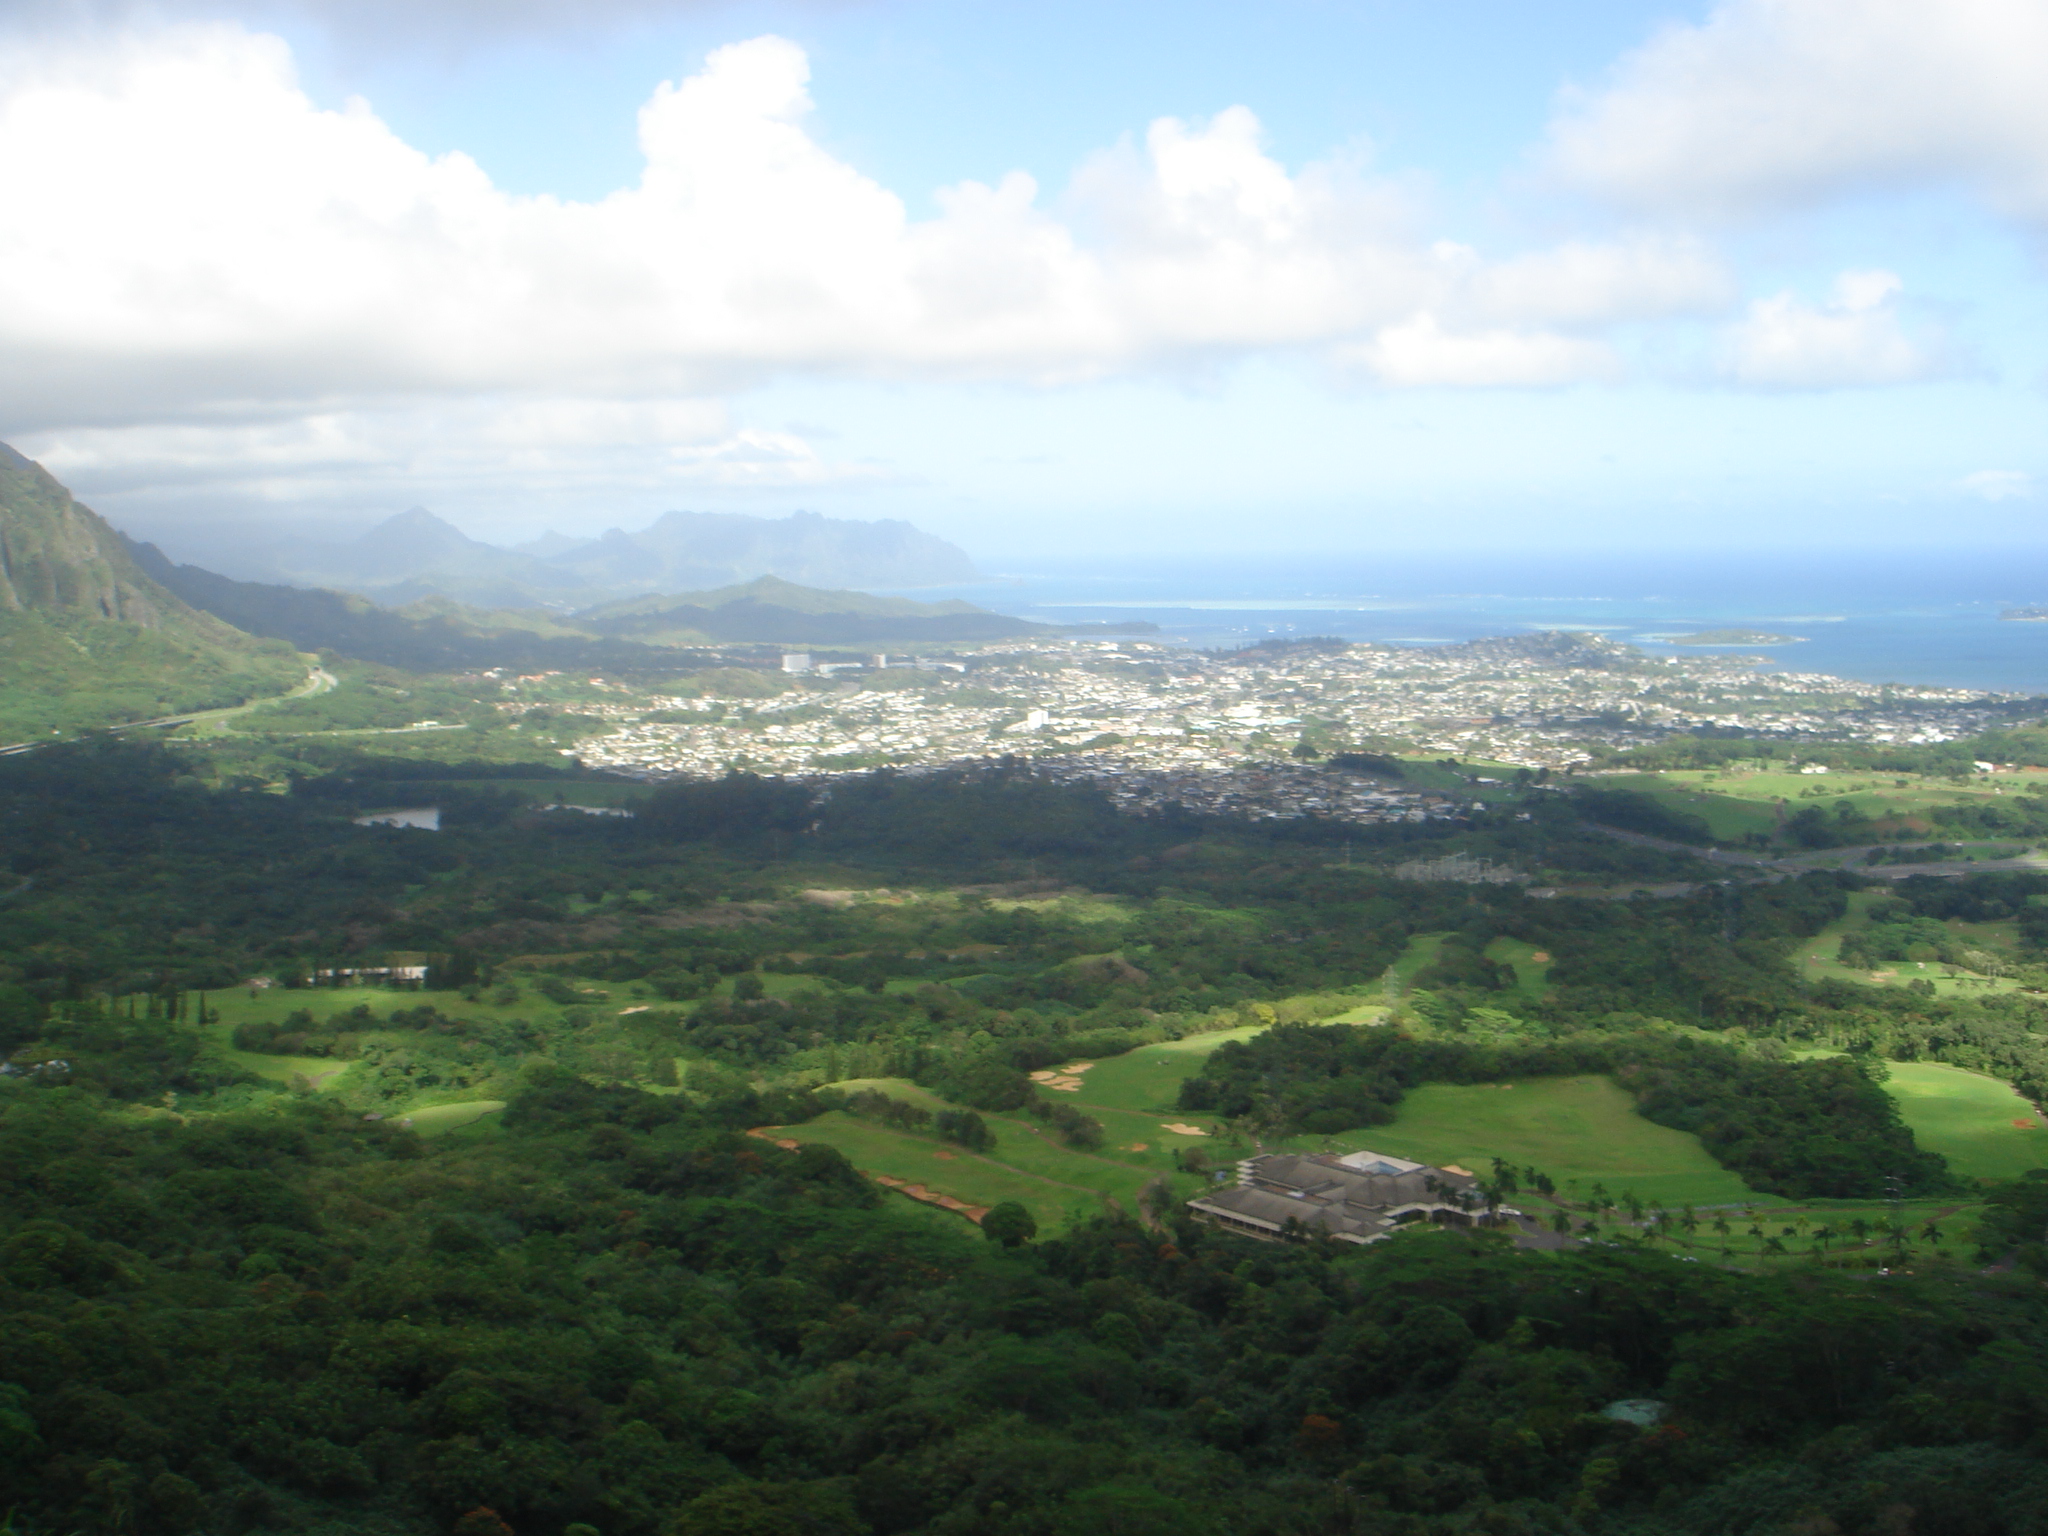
[1545,0,2048,228]
[0,26,1719,436]
[1718,270,1952,389]
[2,10,2028,528]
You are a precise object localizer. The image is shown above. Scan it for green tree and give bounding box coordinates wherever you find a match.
[982,1202,1038,1247]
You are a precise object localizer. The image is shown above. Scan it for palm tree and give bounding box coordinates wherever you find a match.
[1712,1214,1731,1239]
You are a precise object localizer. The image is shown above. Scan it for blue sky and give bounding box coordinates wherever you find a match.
[2,0,2044,562]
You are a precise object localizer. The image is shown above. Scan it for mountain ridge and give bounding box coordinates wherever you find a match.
[209,504,983,608]
[0,445,304,737]
[132,551,1063,667]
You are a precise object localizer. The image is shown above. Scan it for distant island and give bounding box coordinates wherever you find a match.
[1662,628,1806,646]
[2000,607,2048,622]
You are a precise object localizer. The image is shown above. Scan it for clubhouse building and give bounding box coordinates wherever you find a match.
[1187,1149,1483,1245]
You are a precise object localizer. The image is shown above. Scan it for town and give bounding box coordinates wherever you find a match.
[536,631,2018,824]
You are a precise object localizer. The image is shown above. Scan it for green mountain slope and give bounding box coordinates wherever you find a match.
[0,446,304,741]
[576,575,1051,644]
[125,541,663,672]
[132,554,1078,663]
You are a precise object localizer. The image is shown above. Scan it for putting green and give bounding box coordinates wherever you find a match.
[1884,1062,2048,1180]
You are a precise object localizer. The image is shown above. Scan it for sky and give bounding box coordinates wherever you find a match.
[2,0,2046,563]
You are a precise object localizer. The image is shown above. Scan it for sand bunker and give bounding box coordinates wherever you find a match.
[1125,1143,1149,1153]
[1160,1122,1210,1137]
[1442,1164,1475,1176]
[1030,1069,1086,1091]
[865,1171,990,1223]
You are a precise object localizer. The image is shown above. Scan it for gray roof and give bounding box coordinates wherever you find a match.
[1190,1152,1480,1245]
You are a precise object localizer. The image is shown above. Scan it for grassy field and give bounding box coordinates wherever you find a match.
[1604,766,2048,849]
[764,1073,1215,1234]
[1484,938,1553,1001]
[1881,1063,2048,1181]
[1795,891,2033,997]
[1599,774,1782,842]
[408,1100,507,1136]
[1295,1075,1765,1209]
[189,983,587,1121]
[1385,933,1448,991]
[760,1029,1277,1233]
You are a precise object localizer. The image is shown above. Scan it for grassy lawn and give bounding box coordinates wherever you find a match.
[408,1100,507,1136]
[187,985,570,1123]
[766,1084,1204,1235]
[1485,937,1552,1001]
[1600,774,1781,842]
[1385,933,1449,992]
[1288,1075,1769,1209]
[1884,1062,2048,1180]
[778,1033,1279,1232]
[1795,891,2031,997]
[1060,1025,1267,1117]
[794,1043,2014,1264]
[1613,767,2048,849]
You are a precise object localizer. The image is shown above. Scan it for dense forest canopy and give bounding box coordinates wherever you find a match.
[3,742,2048,1534]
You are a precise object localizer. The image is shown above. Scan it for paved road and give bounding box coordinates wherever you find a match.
[0,666,336,757]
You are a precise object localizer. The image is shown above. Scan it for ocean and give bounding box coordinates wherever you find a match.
[909,545,2048,697]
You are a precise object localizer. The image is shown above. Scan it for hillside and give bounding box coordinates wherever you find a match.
[0,445,303,740]
[133,554,1061,664]
[125,541,662,672]
[577,575,1050,644]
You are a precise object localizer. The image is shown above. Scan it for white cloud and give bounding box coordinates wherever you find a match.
[0,0,746,51]
[0,24,1725,434]
[1717,270,1948,388]
[1344,315,1622,389]
[1957,468,2035,501]
[0,24,1824,521]
[21,396,893,510]
[1543,0,2048,226]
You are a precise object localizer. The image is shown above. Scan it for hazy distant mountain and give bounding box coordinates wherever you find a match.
[212,506,982,608]
[0,444,302,738]
[124,540,656,673]
[549,509,980,594]
[135,553,1058,668]
[577,576,1048,645]
[227,507,584,608]
[512,530,591,558]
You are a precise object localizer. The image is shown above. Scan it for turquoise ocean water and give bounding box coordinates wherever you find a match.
[910,546,2048,696]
